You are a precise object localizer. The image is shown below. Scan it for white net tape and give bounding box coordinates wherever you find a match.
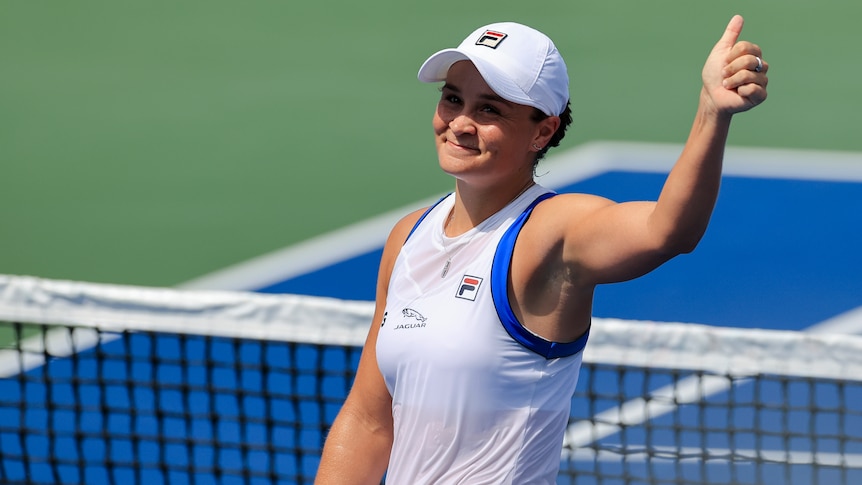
[3,274,862,381]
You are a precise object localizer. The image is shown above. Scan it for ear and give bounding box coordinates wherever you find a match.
[532,115,561,150]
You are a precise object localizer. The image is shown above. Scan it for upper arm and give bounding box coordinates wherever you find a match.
[316,209,424,483]
[538,194,676,285]
[337,208,425,429]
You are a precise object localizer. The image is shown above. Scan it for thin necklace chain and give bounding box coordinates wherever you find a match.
[440,181,535,278]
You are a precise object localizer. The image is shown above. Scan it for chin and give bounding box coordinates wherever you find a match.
[438,156,468,177]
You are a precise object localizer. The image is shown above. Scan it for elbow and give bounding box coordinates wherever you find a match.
[648,211,710,257]
[666,232,704,255]
[655,227,706,256]
[675,240,700,255]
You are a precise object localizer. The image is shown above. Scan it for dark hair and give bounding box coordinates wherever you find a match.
[531,101,573,166]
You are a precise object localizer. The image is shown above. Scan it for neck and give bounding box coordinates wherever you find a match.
[445,178,536,236]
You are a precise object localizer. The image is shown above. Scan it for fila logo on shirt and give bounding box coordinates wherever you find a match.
[456,275,483,301]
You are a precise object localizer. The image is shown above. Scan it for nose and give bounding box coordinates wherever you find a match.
[448,113,476,135]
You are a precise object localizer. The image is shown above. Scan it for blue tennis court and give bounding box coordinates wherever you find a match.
[245,142,862,334]
[2,143,861,484]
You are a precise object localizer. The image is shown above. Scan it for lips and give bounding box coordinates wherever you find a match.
[447,139,479,152]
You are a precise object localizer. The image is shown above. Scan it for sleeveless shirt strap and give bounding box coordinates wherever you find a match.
[490,192,590,359]
[405,194,450,243]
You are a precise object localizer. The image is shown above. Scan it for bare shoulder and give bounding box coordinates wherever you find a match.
[517,191,624,279]
[386,208,426,249]
[515,191,616,265]
[542,191,614,207]
[378,207,427,272]
[529,192,616,233]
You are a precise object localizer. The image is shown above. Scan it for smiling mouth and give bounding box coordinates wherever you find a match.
[447,139,479,152]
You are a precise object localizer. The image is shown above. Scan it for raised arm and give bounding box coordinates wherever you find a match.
[651,14,767,251]
[560,15,768,285]
[315,210,423,484]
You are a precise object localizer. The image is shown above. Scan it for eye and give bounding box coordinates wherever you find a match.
[438,87,459,103]
[480,104,501,115]
[440,92,461,105]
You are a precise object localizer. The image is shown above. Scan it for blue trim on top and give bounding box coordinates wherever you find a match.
[491,192,590,359]
[405,194,450,242]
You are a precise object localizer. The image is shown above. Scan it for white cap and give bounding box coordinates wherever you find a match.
[417,22,569,116]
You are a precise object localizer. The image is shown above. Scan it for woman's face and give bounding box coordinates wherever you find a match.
[433,61,553,185]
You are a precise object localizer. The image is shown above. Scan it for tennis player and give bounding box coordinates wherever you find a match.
[316,15,767,484]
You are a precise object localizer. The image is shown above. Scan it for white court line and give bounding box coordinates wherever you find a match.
[563,374,735,449]
[563,445,862,468]
[805,306,862,335]
[0,327,103,378]
[178,140,862,293]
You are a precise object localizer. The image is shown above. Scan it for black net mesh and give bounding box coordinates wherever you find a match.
[2,321,861,485]
[0,322,360,485]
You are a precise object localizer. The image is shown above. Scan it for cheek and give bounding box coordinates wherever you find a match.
[432,109,448,135]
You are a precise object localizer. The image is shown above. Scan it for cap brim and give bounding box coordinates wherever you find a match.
[417,49,542,113]
[417,49,469,82]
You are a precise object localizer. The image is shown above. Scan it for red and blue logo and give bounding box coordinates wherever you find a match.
[456,275,483,301]
[475,30,507,49]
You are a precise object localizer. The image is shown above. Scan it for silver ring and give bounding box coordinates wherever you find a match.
[754,56,763,73]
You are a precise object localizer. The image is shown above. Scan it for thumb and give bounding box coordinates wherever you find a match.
[716,14,744,49]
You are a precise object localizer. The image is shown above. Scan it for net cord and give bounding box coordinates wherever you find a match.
[3,274,862,381]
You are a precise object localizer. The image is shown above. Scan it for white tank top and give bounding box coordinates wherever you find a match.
[376,184,589,484]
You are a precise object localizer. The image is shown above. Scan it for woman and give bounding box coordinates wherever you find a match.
[316,16,768,484]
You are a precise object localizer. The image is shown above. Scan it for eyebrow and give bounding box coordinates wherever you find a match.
[441,82,513,106]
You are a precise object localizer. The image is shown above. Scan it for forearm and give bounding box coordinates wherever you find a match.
[648,15,768,253]
[316,407,392,484]
[650,88,732,252]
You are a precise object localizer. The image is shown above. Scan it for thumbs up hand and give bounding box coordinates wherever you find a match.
[702,15,768,115]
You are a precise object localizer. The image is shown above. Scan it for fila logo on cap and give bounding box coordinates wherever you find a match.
[456,275,484,301]
[475,30,507,49]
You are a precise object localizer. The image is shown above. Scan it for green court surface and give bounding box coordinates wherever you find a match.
[2,1,860,288]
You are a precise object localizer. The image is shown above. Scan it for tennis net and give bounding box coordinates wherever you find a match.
[1,274,861,484]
